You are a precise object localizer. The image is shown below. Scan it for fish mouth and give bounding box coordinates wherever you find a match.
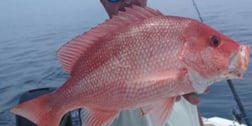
[227,45,250,79]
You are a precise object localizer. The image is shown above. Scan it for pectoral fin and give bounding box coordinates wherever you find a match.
[140,98,175,126]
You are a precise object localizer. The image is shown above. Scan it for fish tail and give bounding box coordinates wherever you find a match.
[11,94,63,126]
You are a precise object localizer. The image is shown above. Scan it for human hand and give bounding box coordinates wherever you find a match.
[100,0,147,18]
[176,87,210,105]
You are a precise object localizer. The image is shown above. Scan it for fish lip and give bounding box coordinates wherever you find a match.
[227,45,250,79]
[240,45,250,70]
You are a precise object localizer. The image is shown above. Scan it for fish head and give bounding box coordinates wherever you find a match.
[100,0,147,18]
[180,20,250,92]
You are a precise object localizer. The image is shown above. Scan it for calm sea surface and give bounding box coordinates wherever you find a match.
[0,0,252,125]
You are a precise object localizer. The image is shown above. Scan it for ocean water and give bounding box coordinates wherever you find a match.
[0,0,252,125]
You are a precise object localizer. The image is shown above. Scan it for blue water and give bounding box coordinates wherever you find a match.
[0,0,252,125]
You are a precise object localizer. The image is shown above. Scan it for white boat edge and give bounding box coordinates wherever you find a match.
[202,116,247,126]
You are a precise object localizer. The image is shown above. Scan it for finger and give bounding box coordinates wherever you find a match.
[204,87,210,94]
[175,96,181,102]
[183,93,200,105]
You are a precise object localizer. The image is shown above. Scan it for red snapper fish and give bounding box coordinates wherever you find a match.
[11,5,250,126]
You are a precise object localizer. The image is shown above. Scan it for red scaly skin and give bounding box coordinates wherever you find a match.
[11,6,250,126]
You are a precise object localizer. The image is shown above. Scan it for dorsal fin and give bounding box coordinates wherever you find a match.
[57,5,163,74]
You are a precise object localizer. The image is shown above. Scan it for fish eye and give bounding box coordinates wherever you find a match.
[108,0,121,3]
[209,35,220,47]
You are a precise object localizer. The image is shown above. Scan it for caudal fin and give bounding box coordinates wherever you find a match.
[11,94,63,126]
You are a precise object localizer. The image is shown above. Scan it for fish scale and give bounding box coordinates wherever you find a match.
[11,5,249,126]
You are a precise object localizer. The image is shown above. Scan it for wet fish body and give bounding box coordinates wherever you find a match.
[11,6,250,126]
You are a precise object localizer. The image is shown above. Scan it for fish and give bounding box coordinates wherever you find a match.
[11,5,250,126]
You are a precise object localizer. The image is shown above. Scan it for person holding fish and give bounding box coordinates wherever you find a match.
[99,0,203,126]
[100,0,202,107]
[11,0,250,126]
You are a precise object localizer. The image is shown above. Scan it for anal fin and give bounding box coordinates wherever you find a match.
[80,108,119,126]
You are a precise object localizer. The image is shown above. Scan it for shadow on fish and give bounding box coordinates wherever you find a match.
[11,5,250,126]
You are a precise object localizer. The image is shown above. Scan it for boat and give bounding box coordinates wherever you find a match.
[203,117,247,126]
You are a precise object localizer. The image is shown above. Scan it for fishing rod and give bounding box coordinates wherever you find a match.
[191,0,251,126]
[227,80,251,126]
